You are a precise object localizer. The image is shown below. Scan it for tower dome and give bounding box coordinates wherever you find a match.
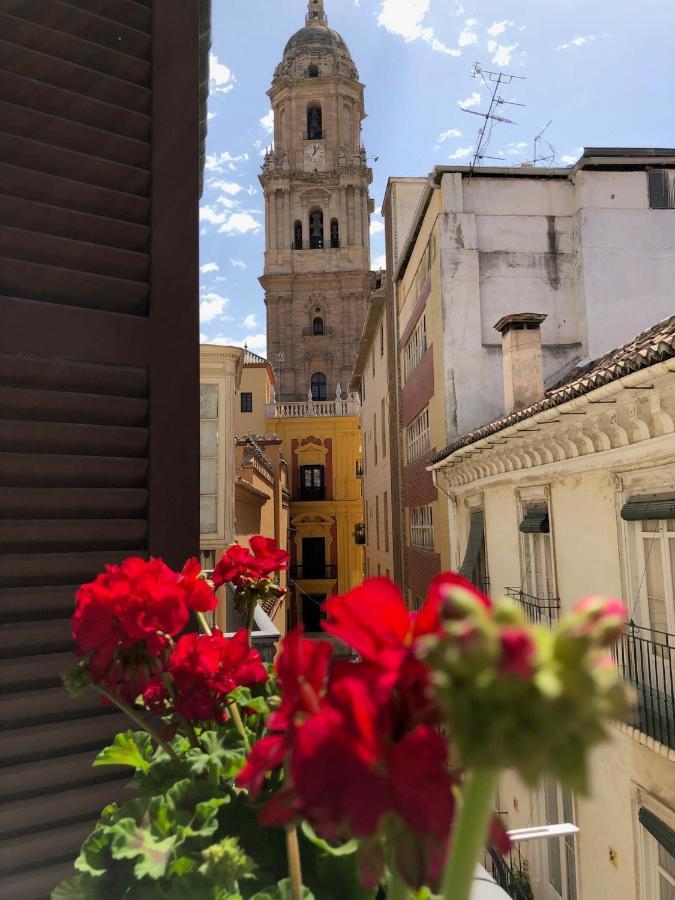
[273,1,358,83]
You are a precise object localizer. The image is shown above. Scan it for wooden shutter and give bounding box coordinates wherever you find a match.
[0,2,200,896]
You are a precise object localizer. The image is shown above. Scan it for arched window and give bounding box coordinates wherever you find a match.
[311,372,327,401]
[309,209,324,249]
[342,102,353,146]
[308,64,319,78]
[307,105,322,140]
[330,218,339,249]
[312,316,324,335]
[294,220,303,250]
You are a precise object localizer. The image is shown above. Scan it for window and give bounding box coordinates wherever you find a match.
[371,347,375,377]
[383,491,389,553]
[294,220,303,250]
[199,384,219,535]
[308,63,319,78]
[373,412,378,465]
[365,499,369,545]
[520,502,556,600]
[403,314,427,382]
[376,494,380,551]
[330,218,339,248]
[641,808,675,899]
[307,105,322,140]
[312,316,324,335]
[310,371,327,400]
[629,516,675,637]
[240,392,253,413]
[309,209,324,249]
[381,398,387,457]
[380,321,384,357]
[299,465,325,501]
[407,407,431,462]
[410,505,433,551]
[649,169,675,209]
[543,780,578,900]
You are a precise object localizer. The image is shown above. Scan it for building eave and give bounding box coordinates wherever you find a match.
[349,290,386,390]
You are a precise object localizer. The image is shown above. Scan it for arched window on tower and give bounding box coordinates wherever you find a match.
[309,210,324,249]
[311,372,327,401]
[330,218,339,249]
[307,105,323,140]
[312,316,324,335]
[294,220,303,250]
[308,64,319,78]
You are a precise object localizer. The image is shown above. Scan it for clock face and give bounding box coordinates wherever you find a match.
[304,142,325,163]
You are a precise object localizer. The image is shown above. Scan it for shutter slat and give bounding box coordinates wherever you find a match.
[0,224,149,283]
[0,519,148,553]
[0,652,74,691]
[0,587,77,623]
[4,0,151,58]
[1,99,150,169]
[0,352,148,397]
[0,550,146,588]
[0,711,127,764]
[62,0,151,32]
[0,487,148,519]
[0,39,151,112]
[0,452,148,487]
[0,619,72,657]
[0,256,149,315]
[0,132,150,195]
[1,685,116,730]
[0,70,150,141]
[7,751,125,804]
[0,386,149,425]
[0,857,80,900]
[0,193,149,252]
[1,420,148,456]
[0,821,98,879]
[0,162,150,223]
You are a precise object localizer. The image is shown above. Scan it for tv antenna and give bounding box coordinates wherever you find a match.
[462,63,526,172]
[532,120,557,167]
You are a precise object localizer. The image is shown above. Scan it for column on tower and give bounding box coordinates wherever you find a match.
[282,189,290,252]
[275,190,283,251]
[354,185,363,248]
[340,186,348,247]
[268,189,278,251]
[346,185,354,246]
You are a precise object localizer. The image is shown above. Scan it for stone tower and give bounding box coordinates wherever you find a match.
[261,0,373,402]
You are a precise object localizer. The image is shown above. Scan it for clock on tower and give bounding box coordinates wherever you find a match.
[304,142,326,171]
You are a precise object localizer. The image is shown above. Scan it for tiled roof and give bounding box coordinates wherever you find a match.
[430,315,675,465]
[244,349,269,366]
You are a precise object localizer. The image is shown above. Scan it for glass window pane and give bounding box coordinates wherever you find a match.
[200,383,218,418]
[659,875,675,900]
[200,421,218,456]
[659,843,675,879]
[200,459,218,495]
[644,535,667,632]
[548,839,563,895]
[565,842,578,900]
[200,497,217,534]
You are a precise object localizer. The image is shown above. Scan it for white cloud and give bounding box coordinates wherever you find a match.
[199,292,230,323]
[377,0,460,56]
[556,34,597,50]
[209,333,267,355]
[370,220,385,236]
[487,39,497,52]
[561,147,583,165]
[464,18,477,26]
[458,27,478,47]
[218,212,262,235]
[487,20,513,37]
[211,181,243,196]
[438,128,462,142]
[506,141,528,155]
[260,109,274,133]
[449,146,474,160]
[207,112,218,121]
[230,258,247,269]
[209,55,236,95]
[200,262,220,274]
[199,332,208,343]
[373,253,387,270]
[200,205,227,226]
[205,151,249,173]
[492,43,518,66]
[242,314,257,329]
[458,91,481,109]
[214,196,238,210]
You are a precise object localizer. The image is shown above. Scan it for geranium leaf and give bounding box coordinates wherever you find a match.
[300,822,358,857]
[74,828,110,877]
[50,876,88,899]
[93,731,152,773]
[108,817,177,879]
[277,880,315,899]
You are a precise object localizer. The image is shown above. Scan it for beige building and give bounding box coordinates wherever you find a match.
[430,316,675,900]
[383,149,675,604]
[235,349,277,437]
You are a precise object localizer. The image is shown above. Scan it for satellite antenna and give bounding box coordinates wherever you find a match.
[532,120,557,167]
[462,63,526,172]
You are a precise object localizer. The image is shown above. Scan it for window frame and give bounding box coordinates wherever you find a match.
[298,464,325,501]
[403,314,427,382]
[410,505,434,551]
[519,496,557,601]
[406,406,431,462]
[240,391,253,413]
[310,371,327,401]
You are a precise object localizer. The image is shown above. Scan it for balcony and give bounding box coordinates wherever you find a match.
[505,588,560,627]
[291,564,337,580]
[484,847,533,900]
[613,622,675,749]
[267,395,361,419]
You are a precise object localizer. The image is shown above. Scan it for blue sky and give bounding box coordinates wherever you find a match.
[200,0,675,356]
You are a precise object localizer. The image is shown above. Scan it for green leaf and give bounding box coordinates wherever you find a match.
[93,731,152,773]
[108,817,177,880]
[74,828,111,877]
[277,880,315,900]
[300,822,358,857]
[51,876,88,900]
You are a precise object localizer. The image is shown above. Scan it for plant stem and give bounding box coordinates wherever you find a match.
[94,685,179,762]
[246,598,256,648]
[195,610,213,636]
[388,864,409,900]
[227,699,251,752]
[440,769,498,900]
[285,824,304,900]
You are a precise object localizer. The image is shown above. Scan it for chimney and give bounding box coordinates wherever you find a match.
[494,313,547,414]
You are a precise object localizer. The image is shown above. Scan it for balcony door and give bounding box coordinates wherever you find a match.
[299,465,325,501]
[541,781,578,900]
[302,537,326,579]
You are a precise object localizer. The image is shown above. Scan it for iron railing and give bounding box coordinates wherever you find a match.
[291,564,337,580]
[506,588,560,627]
[485,847,534,900]
[613,621,675,749]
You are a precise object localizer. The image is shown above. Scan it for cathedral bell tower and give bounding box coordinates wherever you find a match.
[260,0,374,401]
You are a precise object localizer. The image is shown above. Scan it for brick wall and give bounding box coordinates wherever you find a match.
[401,346,434,426]
[405,547,442,601]
[403,448,439,507]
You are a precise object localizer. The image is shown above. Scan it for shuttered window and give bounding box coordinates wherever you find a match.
[0,3,201,896]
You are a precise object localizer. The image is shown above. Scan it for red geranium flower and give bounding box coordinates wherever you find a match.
[499,626,537,679]
[212,536,289,590]
[249,535,290,577]
[179,558,217,612]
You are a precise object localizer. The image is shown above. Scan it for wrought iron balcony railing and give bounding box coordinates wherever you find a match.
[505,588,560,627]
[290,564,337,580]
[484,846,534,900]
[613,621,675,749]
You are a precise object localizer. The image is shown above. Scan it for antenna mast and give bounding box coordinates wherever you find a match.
[463,63,526,172]
[532,120,557,167]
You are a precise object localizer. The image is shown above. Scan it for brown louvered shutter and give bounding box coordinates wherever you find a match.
[0,1,200,896]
